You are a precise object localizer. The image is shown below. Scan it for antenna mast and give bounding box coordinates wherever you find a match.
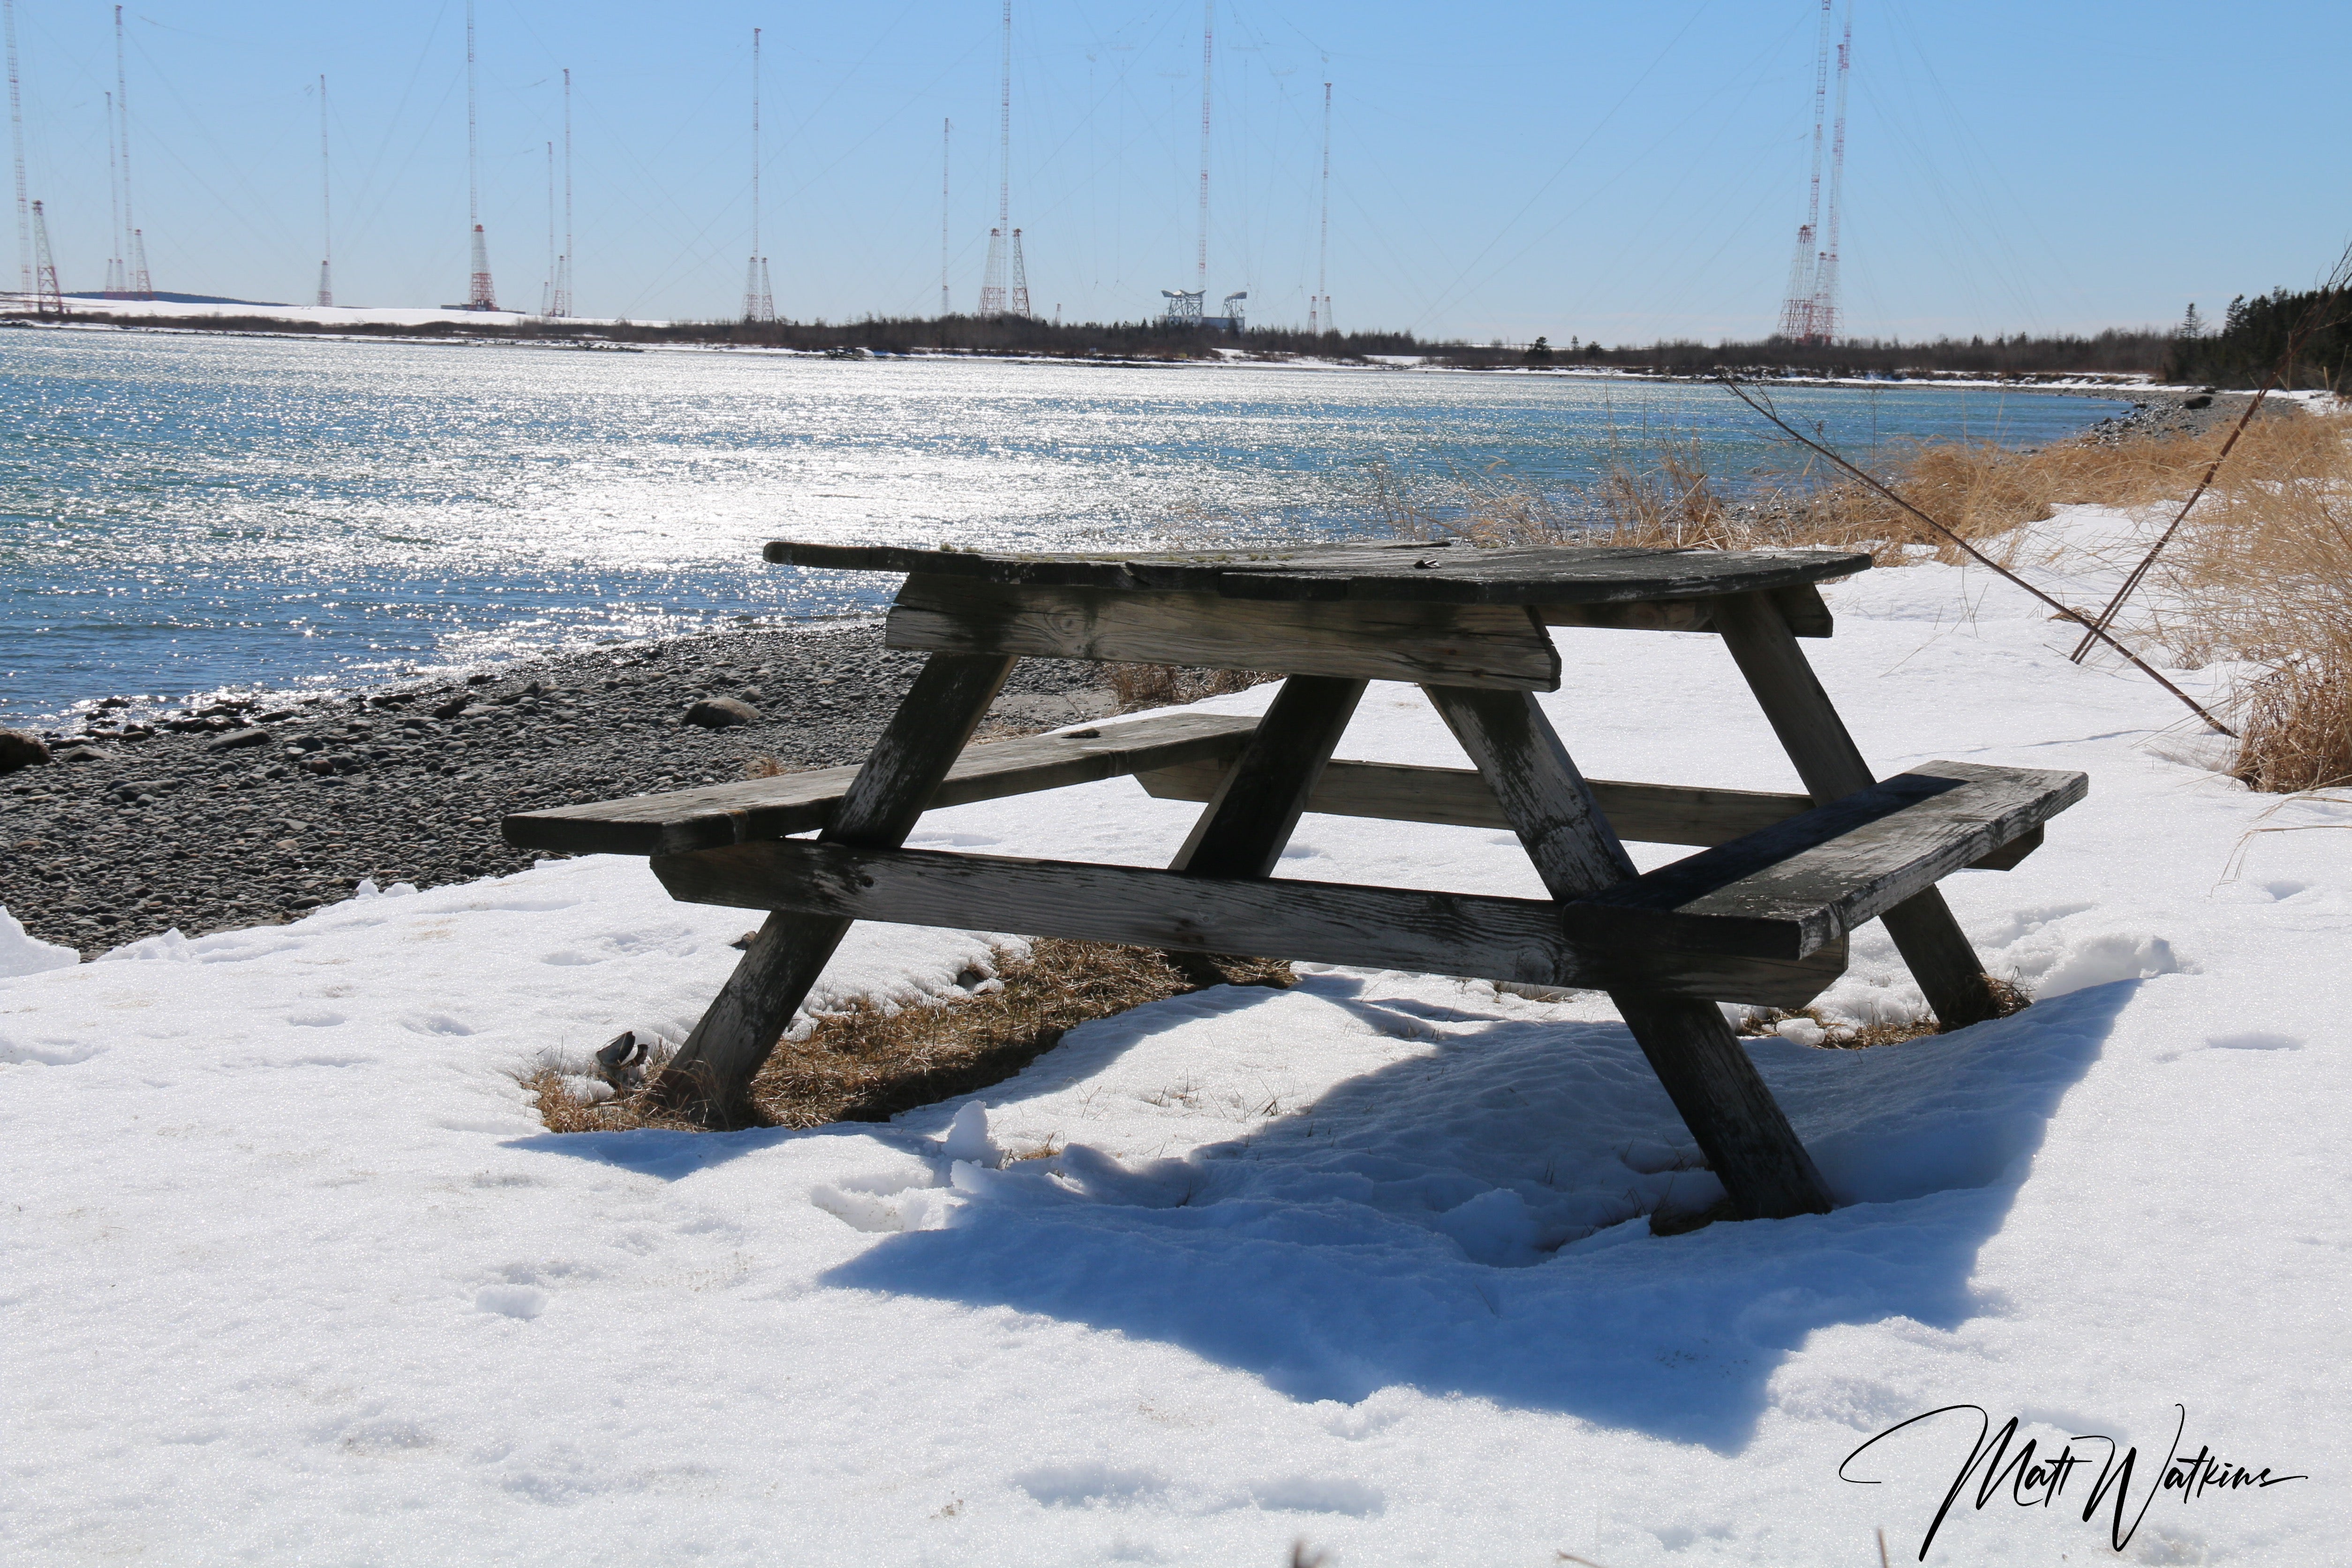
[931,117,941,315]
[5,0,29,300]
[540,139,554,316]
[1195,0,1212,299]
[317,75,332,306]
[102,90,124,295]
[743,27,773,322]
[465,0,497,309]
[1313,78,1330,334]
[115,6,150,298]
[551,68,571,316]
[979,1,1012,317]
[1809,8,1850,344]
[1774,0,1832,340]
[29,195,59,313]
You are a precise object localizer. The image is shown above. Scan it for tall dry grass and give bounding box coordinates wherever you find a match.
[1389,407,2352,792]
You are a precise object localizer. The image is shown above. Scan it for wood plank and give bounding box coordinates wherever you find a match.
[886,574,1563,690]
[1169,676,1365,878]
[1710,589,2006,1027]
[1137,757,1816,845]
[503,710,1262,858]
[1532,583,1834,638]
[1419,684,1834,1220]
[1561,761,2088,960]
[767,538,1871,606]
[650,653,1014,1122]
[648,838,1854,1009]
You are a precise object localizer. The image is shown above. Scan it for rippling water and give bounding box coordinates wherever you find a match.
[0,328,2124,724]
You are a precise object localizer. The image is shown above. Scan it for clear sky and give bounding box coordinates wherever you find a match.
[6,0,2347,340]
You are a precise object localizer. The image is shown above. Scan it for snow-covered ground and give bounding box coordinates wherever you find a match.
[4,508,2346,1566]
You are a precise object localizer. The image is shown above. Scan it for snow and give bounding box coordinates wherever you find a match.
[0,905,78,980]
[5,505,2348,1564]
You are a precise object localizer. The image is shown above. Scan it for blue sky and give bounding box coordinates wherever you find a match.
[6,1,2346,339]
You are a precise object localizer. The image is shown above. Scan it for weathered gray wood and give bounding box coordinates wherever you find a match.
[768,537,1871,606]
[1169,676,1365,878]
[649,838,1854,1008]
[1561,761,2088,959]
[651,653,1014,1122]
[1710,590,2006,1028]
[1138,757,1815,845]
[1422,683,1834,1220]
[1537,583,1833,638]
[504,710,1262,858]
[886,575,1563,690]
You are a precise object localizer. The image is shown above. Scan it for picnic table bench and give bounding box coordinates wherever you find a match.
[505,539,2086,1220]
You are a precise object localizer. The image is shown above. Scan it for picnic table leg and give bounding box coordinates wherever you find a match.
[1169,675,1367,878]
[1709,590,2002,1029]
[1423,683,1834,1220]
[650,652,1017,1123]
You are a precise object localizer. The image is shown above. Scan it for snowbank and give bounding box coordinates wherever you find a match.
[3,506,2345,1564]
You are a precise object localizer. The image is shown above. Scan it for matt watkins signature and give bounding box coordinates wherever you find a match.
[1841,1404,2305,1557]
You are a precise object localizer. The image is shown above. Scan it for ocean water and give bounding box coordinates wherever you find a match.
[0,328,2126,726]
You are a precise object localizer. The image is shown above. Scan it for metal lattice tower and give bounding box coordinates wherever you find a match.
[744,28,774,323]
[1312,78,1331,334]
[1195,0,1212,298]
[541,140,554,316]
[1808,12,1850,345]
[6,0,30,301]
[551,68,572,317]
[1774,0,1833,340]
[465,0,497,310]
[978,1,1015,317]
[29,194,58,313]
[317,75,333,307]
[102,90,125,296]
[931,119,941,315]
[1009,227,1030,318]
[115,7,150,299]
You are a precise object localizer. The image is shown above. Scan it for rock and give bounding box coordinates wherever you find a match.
[204,727,273,754]
[57,746,105,763]
[684,696,761,729]
[0,730,51,773]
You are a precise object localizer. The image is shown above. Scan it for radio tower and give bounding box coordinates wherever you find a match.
[978,1,1014,317]
[29,195,59,313]
[102,90,125,295]
[464,0,497,310]
[939,118,951,315]
[550,68,572,317]
[1808,10,1850,344]
[316,75,333,306]
[115,7,151,298]
[743,28,774,322]
[6,0,29,302]
[539,140,554,315]
[1312,78,1331,334]
[1774,0,1833,340]
[1195,0,1212,301]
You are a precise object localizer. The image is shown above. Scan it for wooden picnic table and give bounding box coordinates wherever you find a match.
[506,538,2086,1221]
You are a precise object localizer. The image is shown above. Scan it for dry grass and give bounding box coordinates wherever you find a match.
[1736,975,2031,1052]
[1106,663,1273,710]
[529,938,1293,1134]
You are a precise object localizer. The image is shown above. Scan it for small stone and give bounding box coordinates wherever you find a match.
[0,730,51,773]
[204,727,273,754]
[431,694,472,720]
[684,696,761,729]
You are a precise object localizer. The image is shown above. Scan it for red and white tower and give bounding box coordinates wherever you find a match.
[115,7,151,299]
[978,1,1018,317]
[1774,0,1833,341]
[5,0,30,302]
[743,28,774,322]
[1808,12,1851,344]
[465,0,498,310]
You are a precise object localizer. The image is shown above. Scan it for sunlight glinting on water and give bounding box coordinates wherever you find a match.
[0,330,2124,724]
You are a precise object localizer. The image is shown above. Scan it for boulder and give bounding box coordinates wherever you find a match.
[204,727,274,753]
[684,696,761,730]
[0,730,51,774]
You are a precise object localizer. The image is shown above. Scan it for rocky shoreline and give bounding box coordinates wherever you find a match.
[1,624,1117,958]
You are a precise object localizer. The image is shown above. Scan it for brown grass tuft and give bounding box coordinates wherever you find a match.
[1106,663,1273,710]
[1739,975,2031,1050]
[529,938,1293,1135]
